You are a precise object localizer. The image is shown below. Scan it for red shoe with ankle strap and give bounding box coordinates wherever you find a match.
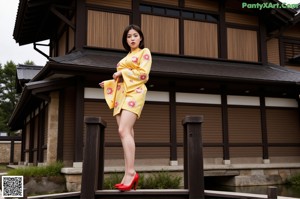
[117,173,139,191]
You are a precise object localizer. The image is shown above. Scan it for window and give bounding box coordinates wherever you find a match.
[284,42,300,65]
[139,4,218,22]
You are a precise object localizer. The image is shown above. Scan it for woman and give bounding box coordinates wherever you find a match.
[99,24,152,191]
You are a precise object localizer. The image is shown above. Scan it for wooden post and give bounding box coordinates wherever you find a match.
[23,188,28,199]
[182,116,205,199]
[9,140,15,165]
[81,117,106,199]
[267,186,278,199]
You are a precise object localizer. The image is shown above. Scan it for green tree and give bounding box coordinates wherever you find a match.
[24,60,35,65]
[0,61,19,135]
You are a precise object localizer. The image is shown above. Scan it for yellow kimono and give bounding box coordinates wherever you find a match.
[103,48,152,118]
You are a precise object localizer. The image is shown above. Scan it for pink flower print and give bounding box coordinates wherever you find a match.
[114,101,119,108]
[128,100,136,108]
[106,87,113,95]
[140,74,147,80]
[117,85,121,90]
[143,54,150,60]
[132,56,138,63]
[136,87,143,93]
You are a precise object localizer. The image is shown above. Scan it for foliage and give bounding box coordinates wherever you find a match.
[0,61,19,135]
[104,172,123,189]
[0,60,35,135]
[141,170,181,189]
[7,162,64,177]
[104,170,182,189]
[0,164,11,173]
[286,173,300,185]
[24,60,35,65]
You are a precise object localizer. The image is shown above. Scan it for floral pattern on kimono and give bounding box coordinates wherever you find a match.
[103,48,152,118]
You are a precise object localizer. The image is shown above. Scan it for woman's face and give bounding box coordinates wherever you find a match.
[127,28,142,51]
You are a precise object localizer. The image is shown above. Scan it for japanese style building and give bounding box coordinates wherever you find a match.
[9,0,300,187]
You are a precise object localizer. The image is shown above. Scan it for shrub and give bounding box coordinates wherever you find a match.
[104,172,123,189]
[141,171,181,189]
[7,162,64,177]
[286,173,300,185]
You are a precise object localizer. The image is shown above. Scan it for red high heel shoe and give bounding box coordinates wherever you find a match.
[117,173,139,191]
[114,183,123,188]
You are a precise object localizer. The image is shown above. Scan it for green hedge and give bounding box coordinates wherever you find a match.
[286,172,300,185]
[7,162,64,177]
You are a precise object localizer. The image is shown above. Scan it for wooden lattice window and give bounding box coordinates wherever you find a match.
[284,42,300,65]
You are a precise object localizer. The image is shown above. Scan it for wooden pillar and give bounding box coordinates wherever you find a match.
[74,77,84,162]
[9,139,15,165]
[182,115,205,199]
[81,117,106,199]
[267,186,278,199]
[169,83,177,163]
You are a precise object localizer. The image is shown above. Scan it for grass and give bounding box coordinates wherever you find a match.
[0,164,11,173]
[6,161,64,177]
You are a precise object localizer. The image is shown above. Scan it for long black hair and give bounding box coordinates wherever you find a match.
[122,24,144,52]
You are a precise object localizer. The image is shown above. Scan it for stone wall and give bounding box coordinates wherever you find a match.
[61,164,300,192]
[0,141,21,164]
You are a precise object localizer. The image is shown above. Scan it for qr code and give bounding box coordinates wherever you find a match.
[1,176,23,198]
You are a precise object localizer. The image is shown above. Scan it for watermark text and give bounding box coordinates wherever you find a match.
[242,2,299,10]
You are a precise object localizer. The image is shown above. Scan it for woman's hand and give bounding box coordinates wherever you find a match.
[113,71,122,80]
[99,81,104,88]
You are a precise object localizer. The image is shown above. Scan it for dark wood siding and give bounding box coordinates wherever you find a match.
[225,12,258,26]
[269,106,300,161]
[141,14,179,54]
[63,87,76,164]
[86,0,132,9]
[144,0,179,6]
[228,107,261,143]
[266,108,300,143]
[84,101,170,159]
[176,105,223,158]
[135,103,170,159]
[184,20,218,58]
[87,10,129,49]
[227,28,258,62]
[227,107,262,158]
[25,123,30,162]
[230,147,262,157]
[184,0,219,12]
[43,105,49,162]
[34,116,39,165]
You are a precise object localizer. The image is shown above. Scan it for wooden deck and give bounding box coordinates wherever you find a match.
[24,189,297,199]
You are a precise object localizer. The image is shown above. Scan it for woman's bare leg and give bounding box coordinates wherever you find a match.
[118,110,137,185]
[116,114,135,184]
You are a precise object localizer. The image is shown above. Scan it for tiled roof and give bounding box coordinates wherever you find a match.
[52,49,300,84]
[16,64,43,80]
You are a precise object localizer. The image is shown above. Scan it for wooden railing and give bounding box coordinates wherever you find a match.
[80,115,205,199]
[22,115,279,199]
[79,115,280,199]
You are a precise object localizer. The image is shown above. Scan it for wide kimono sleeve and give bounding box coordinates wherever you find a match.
[103,79,118,109]
[120,48,152,92]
